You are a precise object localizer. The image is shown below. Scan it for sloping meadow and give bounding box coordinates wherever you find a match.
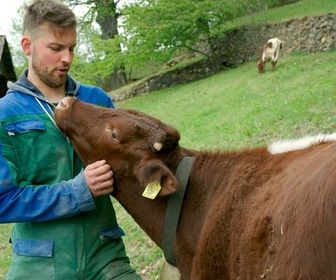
[114,49,336,279]
[0,50,335,280]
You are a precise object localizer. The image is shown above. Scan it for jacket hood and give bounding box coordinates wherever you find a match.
[6,69,81,102]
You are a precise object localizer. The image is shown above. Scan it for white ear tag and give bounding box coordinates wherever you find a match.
[142,182,162,199]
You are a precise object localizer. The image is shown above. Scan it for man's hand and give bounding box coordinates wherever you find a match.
[84,160,114,197]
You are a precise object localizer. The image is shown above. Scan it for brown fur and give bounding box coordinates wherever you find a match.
[55,97,336,280]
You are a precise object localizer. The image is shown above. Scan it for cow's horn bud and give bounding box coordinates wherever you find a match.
[153,142,162,151]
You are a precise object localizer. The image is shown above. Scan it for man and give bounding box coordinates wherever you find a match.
[0,0,141,279]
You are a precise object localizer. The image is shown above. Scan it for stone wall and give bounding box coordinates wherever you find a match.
[112,13,336,101]
[216,13,336,67]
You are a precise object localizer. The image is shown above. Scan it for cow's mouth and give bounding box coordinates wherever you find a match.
[57,96,76,109]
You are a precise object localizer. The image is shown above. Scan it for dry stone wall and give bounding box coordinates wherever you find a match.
[217,12,336,66]
[112,13,336,101]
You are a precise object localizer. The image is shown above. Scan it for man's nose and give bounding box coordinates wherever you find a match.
[61,49,74,64]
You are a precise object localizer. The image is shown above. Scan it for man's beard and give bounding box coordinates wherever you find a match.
[32,61,67,88]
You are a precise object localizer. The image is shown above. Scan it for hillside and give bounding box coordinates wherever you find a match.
[1,1,336,279]
[112,0,336,100]
[113,49,336,279]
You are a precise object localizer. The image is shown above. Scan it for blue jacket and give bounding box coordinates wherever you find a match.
[0,70,140,279]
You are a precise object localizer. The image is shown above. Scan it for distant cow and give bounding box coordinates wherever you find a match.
[55,97,336,280]
[258,37,283,73]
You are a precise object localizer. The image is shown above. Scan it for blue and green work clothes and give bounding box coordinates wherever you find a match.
[0,70,141,279]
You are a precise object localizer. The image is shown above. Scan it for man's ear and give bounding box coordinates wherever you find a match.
[134,159,179,197]
[21,36,31,56]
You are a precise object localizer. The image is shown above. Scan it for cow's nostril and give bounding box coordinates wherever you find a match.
[58,100,67,108]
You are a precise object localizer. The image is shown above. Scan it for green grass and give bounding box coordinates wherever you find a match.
[0,226,11,279]
[1,1,336,277]
[2,49,335,280]
[227,0,336,29]
[114,49,336,279]
[117,50,336,150]
[114,0,336,97]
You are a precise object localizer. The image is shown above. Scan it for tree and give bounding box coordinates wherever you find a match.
[4,3,28,76]
[67,0,126,90]
[119,0,286,70]
[120,0,250,70]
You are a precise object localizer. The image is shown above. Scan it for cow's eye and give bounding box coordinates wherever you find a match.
[111,128,118,140]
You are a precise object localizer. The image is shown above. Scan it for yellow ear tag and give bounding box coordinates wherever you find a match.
[142,182,162,199]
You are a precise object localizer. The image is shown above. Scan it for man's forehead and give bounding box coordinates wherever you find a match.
[38,23,77,44]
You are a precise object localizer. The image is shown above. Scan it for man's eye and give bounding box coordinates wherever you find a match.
[50,47,61,51]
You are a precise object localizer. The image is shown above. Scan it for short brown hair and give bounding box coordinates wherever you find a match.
[23,0,77,36]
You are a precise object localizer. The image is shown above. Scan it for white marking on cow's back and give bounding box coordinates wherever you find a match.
[268,133,336,154]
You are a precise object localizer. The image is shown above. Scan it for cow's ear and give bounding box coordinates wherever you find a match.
[134,159,179,198]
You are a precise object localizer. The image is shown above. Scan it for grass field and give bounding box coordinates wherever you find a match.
[117,50,336,149]
[0,49,335,280]
[116,49,336,279]
[1,0,336,278]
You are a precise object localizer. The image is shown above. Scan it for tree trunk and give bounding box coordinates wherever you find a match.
[95,0,127,90]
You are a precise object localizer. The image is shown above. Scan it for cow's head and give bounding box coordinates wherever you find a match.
[257,60,266,73]
[54,97,181,196]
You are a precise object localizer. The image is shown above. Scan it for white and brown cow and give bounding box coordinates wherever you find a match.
[257,37,283,73]
[55,97,336,280]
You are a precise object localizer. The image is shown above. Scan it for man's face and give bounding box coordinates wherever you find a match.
[23,23,77,89]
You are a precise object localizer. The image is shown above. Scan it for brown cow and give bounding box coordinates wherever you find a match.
[55,96,336,280]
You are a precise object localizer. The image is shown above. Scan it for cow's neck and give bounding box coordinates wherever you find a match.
[111,149,196,248]
[112,171,176,248]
